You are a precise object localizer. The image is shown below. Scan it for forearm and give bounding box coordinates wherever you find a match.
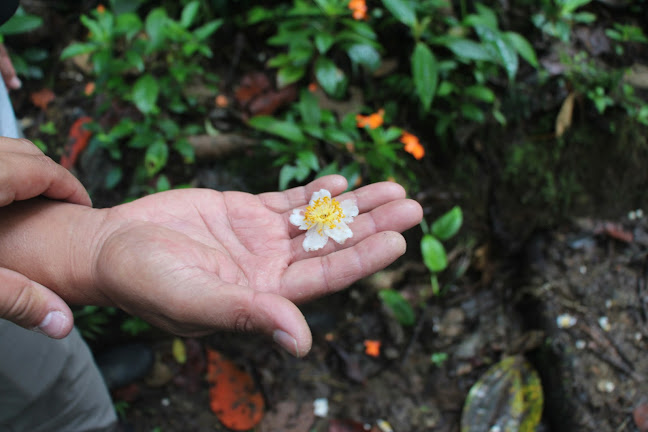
[0,198,111,305]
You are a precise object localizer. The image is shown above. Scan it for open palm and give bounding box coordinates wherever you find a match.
[94,175,422,356]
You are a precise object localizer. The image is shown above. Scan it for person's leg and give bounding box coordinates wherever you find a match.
[0,321,117,431]
[0,81,117,431]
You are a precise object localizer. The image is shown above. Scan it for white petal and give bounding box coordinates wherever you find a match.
[325,222,353,244]
[290,209,308,229]
[310,189,331,204]
[303,227,329,251]
[340,200,359,222]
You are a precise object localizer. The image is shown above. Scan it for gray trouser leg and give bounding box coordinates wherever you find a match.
[0,82,117,430]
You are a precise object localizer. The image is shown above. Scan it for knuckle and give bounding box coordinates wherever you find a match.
[233,308,254,333]
[0,280,39,327]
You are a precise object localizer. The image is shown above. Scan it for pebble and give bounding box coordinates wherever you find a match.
[557,313,577,329]
[597,380,615,393]
[313,398,329,417]
[598,316,611,331]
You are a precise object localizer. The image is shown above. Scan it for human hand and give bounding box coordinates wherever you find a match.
[0,137,91,338]
[0,43,21,90]
[88,175,421,356]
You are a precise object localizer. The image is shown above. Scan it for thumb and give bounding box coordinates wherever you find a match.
[0,267,74,338]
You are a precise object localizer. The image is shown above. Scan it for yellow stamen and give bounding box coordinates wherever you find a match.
[304,196,344,234]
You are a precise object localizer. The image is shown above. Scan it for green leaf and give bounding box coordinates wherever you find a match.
[144,139,168,176]
[249,116,307,143]
[60,43,96,60]
[475,25,518,80]
[347,44,381,70]
[279,164,297,190]
[297,151,319,171]
[173,138,195,164]
[194,20,223,40]
[411,42,438,111]
[156,175,171,192]
[431,206,463,240]
[378,289,416,326]
[461,356,543,432]
[115,13,143,40]
[0,13,42,35]
[505,32,538,68]
[105,166,123,189]
[145,8,168,48]
[181,1,200,28]
[465,85,495,103]
[421,234,448,272]
[443,38,494,62]
[381,0,417,27]
[298,89,321,126]
[315,33,335,54]
[277,66,306,88]
[315,57,345,97]
[132,74,159,114]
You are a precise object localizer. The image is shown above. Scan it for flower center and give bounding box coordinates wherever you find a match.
[304,196,344,233]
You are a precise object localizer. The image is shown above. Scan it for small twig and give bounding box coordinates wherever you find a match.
[400,304,427,366]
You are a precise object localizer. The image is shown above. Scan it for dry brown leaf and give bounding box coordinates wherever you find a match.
[30,88,55,110]
[555,92,575,138]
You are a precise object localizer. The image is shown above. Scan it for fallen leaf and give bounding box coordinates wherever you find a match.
[30,88,55,110]
[246,84,297,116]
[634,399,648,432]
[461,355,543,432]
[555,92,575,138]
[594,221,634,243]
[172,337,187,364]
[328,419,367,432]
[111,383,141,403]
[173,338,205,393]
[235,72,271,106]
[60,116,93,169]
[206,348,265,431]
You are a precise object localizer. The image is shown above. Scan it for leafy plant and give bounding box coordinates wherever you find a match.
[532,0,595,42]
[73,306,117,340]
[379,289,416,326]
[247,0,381,97]
[249,88,419,190]
[61,2,221,196]
[0,7,47,79]
[420,206,463,296]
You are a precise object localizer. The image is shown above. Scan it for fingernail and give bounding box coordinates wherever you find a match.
[273,329,299,357]
[33,311,69,338]
[9,76,22,90]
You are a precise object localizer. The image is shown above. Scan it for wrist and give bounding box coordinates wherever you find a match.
[0,198,113,305]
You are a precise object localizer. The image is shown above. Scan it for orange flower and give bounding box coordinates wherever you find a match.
[96,4,106,13]
[348,0,368,20]
[400,131,425,160]
[84,82,95,96]
[356,109,384,129]
[215,94,229,108]
[364,340,381,357]
[308,82,318,93]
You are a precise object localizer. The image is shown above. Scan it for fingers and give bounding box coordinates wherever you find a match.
[0,267,74,338]
[258,175,348,213]
[281,231,408,303]
[159,285,313,357]
[0,139,92,206]
[0,43,21,90]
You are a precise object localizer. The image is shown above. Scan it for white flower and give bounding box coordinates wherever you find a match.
[290,189,359,252]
